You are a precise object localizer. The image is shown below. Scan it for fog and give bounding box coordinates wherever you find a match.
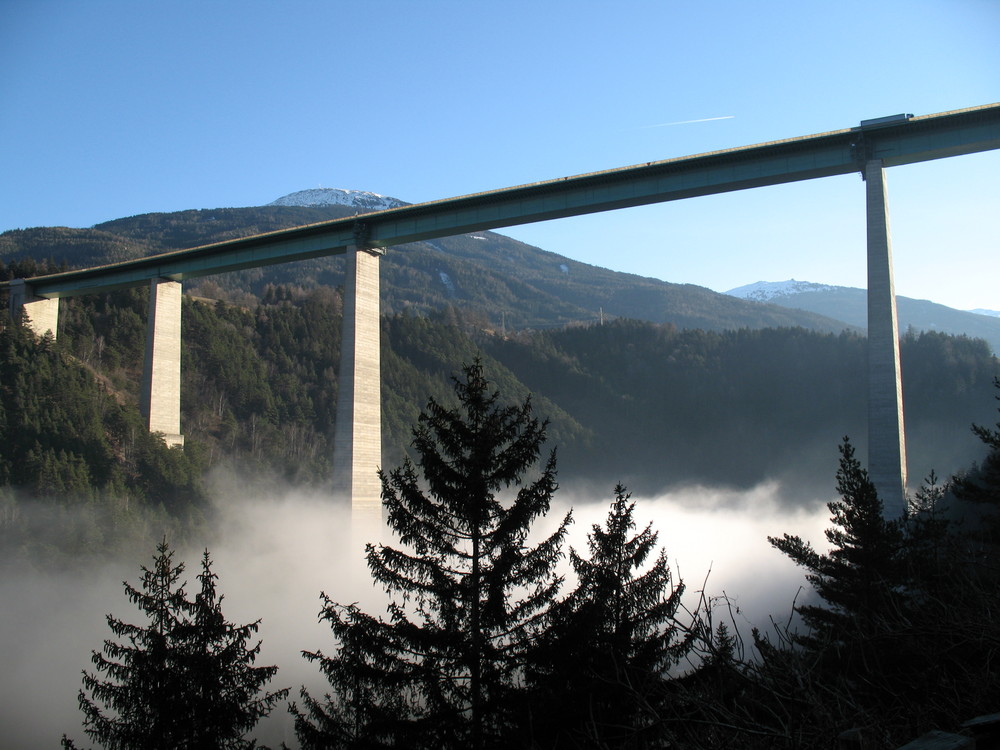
[0,479,832,749]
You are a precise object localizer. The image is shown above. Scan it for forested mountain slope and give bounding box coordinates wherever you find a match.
[2,204,998,564]
[2,273,996,565]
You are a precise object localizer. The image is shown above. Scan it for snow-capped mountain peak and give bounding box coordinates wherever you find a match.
[723,279,1000,354]
[725,279,837,302]
[268,188,407,212]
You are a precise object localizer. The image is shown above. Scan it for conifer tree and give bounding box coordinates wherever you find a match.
[768,437,905,649]
[293,360,572,749]
[723,436,1000,746]
[667,440,915,749]
[953,376,1000,537]
[529,484,690,748]
[63,540,287,750]
[64,539,190,750]
[175,550,290,747]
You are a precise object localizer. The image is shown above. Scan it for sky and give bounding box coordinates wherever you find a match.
[1,0,998,311]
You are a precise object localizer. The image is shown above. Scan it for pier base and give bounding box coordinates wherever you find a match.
[9,280,59,339]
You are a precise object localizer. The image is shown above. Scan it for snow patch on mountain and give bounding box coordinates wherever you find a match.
[438,271,456,297]
[728,282,999,320]
[268,188,407,212]
[726,280,839,302]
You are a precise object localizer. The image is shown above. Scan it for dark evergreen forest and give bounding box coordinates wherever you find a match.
[2,251,997,564]
[2,207,994,551]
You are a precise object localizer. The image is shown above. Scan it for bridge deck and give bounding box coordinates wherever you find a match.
[5,103,999,299]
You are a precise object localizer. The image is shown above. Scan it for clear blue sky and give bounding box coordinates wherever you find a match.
[2,0,998,310]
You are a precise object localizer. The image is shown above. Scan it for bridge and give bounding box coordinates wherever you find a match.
[5,103,999,519]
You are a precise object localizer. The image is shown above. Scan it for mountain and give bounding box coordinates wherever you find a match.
[4,277,997,524]
[728,280,839,302]
[0,192,855,336]
[267,188,407,212]
[726,280,1000,354]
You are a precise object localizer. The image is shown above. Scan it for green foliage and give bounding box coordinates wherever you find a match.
[293,362,572,749]
[768,438,906,648]
[487,321,998,492]
[0,314,208,564]
[55,288,342,487]
[530,484,692,748]
[0,228,153,269]
[953,376,1000,526]
[63,540,288,750]
[0,319,116,491]
[5,272,996,568]
[381,311,590,469]
[670,434,1000,749]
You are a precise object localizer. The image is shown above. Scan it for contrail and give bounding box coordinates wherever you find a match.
[635,115,736,129]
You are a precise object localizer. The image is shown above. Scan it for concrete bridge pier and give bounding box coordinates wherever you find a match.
[8,279,59,339]
[865,159,907,518]
[332,246,384,524]
[139,278,184,448]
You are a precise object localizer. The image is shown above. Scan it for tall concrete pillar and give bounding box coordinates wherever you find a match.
[332,247,383,525]
[865,159,907,518]
[9,279,59,339]
[140,278,184,448]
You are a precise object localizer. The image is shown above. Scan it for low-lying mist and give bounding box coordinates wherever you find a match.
[0,477,833,749]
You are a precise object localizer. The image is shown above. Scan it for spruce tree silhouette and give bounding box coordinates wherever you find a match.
[528,483,691,748]
[292,360,571,749]
[62,540,287,750]
[768,438,905,650]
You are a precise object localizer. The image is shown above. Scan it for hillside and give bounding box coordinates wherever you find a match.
[0,200,852,334]
[4,285,997,528]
